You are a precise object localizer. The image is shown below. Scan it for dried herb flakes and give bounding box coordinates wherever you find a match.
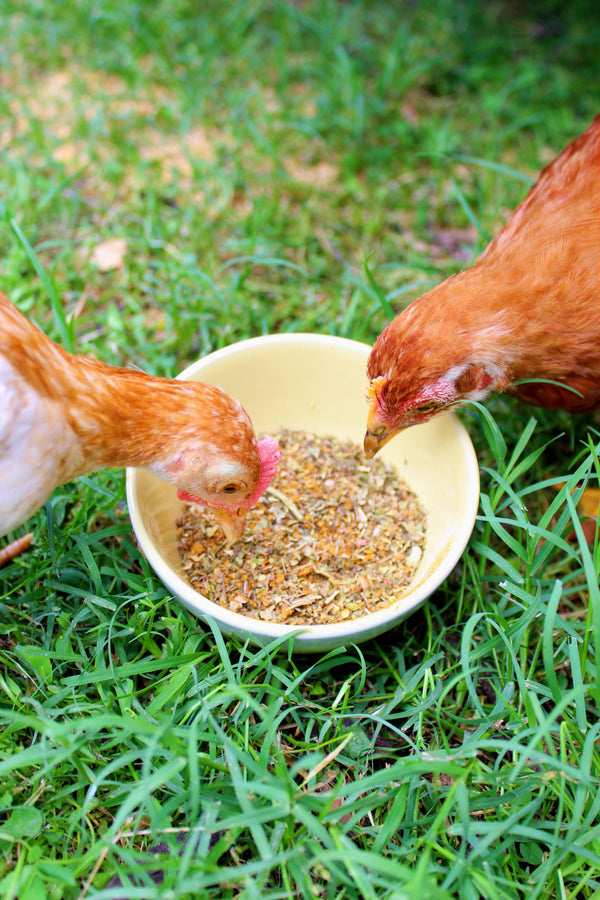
[176,429,427,626]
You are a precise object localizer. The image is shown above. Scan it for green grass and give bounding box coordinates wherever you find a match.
[1,0,599,897]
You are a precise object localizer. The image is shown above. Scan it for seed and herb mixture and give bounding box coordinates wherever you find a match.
[176,429,427,626]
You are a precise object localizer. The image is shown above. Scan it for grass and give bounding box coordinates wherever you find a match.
[0,0,599,896]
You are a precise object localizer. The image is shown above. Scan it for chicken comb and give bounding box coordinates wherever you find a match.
[367,374,387,403]
[241,436,282,511]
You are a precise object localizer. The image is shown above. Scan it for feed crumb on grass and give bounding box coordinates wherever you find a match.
[175,429,427,626]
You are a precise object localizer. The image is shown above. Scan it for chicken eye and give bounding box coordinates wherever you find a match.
[415,402,437,414]
[222,483,241,494]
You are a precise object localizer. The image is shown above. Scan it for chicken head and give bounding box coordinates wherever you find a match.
[364,325,496,458]
[175,436,281,542]
[364,114,600,458]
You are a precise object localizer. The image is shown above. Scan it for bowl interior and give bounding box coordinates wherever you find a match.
[126,334,479,651]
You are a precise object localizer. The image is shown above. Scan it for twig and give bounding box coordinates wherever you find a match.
[299,732,354,788]
[0,533,34,568]
[77,846,111,900]
[77,819,134,900]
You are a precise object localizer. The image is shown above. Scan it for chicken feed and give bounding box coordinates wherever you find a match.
[176,429,427,626]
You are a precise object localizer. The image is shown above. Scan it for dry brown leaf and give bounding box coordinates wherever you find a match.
[432,226,478,262]
[52,141,89,166]
[578,487,600,519]
[284,158,339,187]
[401,98,421,124]
[140,129,216,180]
[552,482,600,545]
[186,127,215,161]
[91,238,127,272]
[553,482,600,518]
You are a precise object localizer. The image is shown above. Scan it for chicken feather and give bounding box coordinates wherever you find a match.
[365,115,600,456]
[0,292,279,541]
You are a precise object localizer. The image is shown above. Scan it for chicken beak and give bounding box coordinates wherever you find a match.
[364,427,400,459]
[364,401,402,459]
[213,506,248,544]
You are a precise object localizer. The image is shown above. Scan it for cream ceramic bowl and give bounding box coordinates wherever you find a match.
[126,334,479,652]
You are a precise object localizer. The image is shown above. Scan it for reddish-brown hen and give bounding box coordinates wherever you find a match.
[365,115,600,457]
[0,292,279,542]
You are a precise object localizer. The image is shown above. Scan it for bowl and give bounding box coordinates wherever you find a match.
[126,334,479,652]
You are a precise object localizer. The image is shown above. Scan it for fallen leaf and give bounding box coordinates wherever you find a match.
[284,158,339,187]
[553,482,600,545]
[432,226,478,262]
[568,518,598,545]
[186,127,215,161]
[91,238,127,272]
[578,487,600,519]
[401,98,421,124]
[52,141,88,166]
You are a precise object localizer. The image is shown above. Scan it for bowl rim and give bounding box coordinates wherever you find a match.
[126,333,480,643]
[175,332,381,380]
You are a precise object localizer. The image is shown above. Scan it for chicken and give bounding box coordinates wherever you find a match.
[364,115,600,458]
[0,292,280,543]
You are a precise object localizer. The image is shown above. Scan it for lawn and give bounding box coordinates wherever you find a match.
[1,1,599,897]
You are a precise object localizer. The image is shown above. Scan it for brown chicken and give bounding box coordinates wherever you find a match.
[365,115,600,458]
[0,292,279,543]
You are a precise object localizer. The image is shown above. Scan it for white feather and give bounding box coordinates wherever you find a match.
[0,357,79,536]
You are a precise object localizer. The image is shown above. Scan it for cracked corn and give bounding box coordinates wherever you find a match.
[176,429,427,626]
